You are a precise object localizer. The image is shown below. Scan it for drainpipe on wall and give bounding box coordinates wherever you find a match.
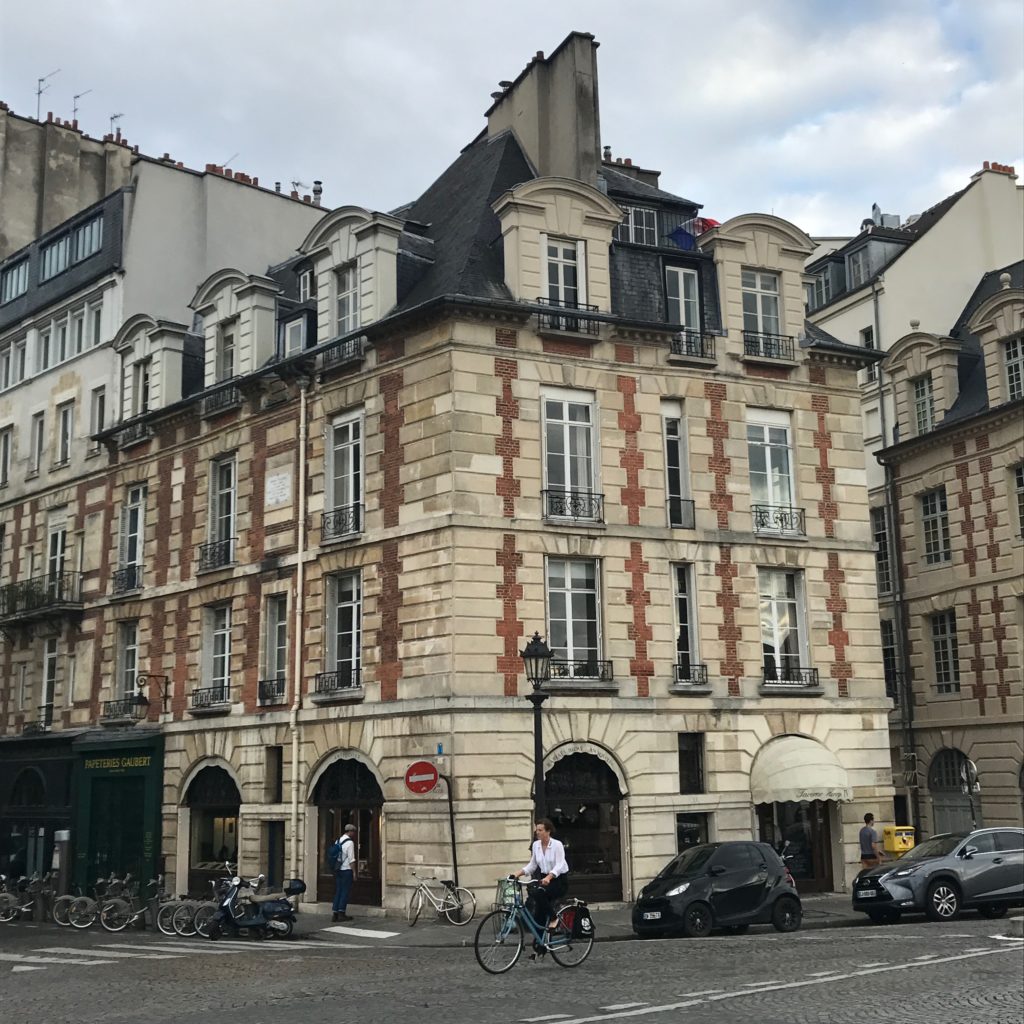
[289,377,310,881]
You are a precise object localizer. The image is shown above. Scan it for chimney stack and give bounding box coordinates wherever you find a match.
[312,180,323,205]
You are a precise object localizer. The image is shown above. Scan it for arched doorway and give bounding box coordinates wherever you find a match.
[2,769,48,878]
[184,765,241,895]
[545,753,623,902]
[929,748,978,833]
[312,758,384,906]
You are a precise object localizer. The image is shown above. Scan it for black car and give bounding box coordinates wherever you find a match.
[632,841,802,938]
[852,827,1024,923]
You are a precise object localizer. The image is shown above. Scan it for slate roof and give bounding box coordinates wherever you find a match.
[600,165,699,211]
[802,320,885,362]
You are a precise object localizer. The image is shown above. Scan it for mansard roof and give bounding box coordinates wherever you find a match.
[600,164,698,211]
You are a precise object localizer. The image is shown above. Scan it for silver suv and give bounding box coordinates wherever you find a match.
[852,827,1024,923]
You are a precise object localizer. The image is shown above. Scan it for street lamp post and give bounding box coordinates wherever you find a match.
[521,631,553,822]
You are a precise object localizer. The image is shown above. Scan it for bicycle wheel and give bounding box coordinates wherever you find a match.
[193,902,218,938]
[407,888,424,927]
[0,897,19,924]
[548,906,594,968]
[100,897,132,933]
[156,901,179,937]
[52,895,75,927]
[172,902,198,937]
[442,887,477,926]
[474,909,523,974]
[69,897,96,930]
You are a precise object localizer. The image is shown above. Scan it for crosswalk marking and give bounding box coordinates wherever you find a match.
[34,946,182,960]
[0,952,116,966]
[322,924,400,939]
[600,1005,648,1012]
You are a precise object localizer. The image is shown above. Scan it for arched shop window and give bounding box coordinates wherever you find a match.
[185,766,241,893]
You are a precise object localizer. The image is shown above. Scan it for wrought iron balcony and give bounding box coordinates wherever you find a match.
[743,332,795,361]
[322,336,364,368]
[670,330,715,360]
[111,564,143,595]
[198,537,235,572]
[668,497,696,530]
[100,695,149,725]
[761,665,820,690]
[885,670,904,703]
[543,488,604,523]
[22,704,54,734]
[117,421,153,448]
[550,659,614,683]
[0,572,83,624]
[535,297,600,336]
[322,503,362,542]
[674,661,709,688]
[189,685,231,712]
[201,381,243,418]
[258,677,287,705]
[752,504,806,536]
[311,669,361,702]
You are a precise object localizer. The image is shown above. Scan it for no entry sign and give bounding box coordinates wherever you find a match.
[405,760,439,795]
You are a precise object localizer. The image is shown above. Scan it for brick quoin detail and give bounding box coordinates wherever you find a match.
[495,327,518,349]
[977,437,1000,572]
[147,596,167,722]
[376,337,406,364]
[241,575,262,712]
[705,381,733,529]
[992,587,1009,713]
[154,455,174,587]
[625,541,654,697]
[614,343,635,364]
[745,364,792,381]
[541,337,592,358]
[249,423,267,562]
[617,376,646,527]
[172,594,191,720]
[494,357,521,517]
[955,458,978,578]
[495,534,524,697]
[377,538,404,701]
[380,372,405,529]
[179,449,199,581]
[824,552,852,698]
[952,440,967,458]
[715,546,743,696]
[812,393,837,538]
[966,587,987,714]
[809,366,827,386]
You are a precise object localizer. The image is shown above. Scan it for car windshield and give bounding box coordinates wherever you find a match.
[655,844,716,879]
[899,834,967,862]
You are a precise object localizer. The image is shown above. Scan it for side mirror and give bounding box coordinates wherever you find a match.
[709,864,727,876]
[961,846,978,859]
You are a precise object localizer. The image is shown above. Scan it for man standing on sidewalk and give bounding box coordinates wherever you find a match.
[333,823,357,922]
[859,813,885,868]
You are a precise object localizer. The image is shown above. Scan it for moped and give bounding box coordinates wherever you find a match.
[208,874,305,940]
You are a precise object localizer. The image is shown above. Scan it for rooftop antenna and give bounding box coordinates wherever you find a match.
[72,89,92,121]
[221,152,239,168]
[109,112,124,135]
[36,68,60,119]
[291,179,310,193]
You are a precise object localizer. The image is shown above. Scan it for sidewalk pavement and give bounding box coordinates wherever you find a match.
[296,891,866,948]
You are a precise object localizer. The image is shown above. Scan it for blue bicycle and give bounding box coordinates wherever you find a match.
[474,877,594,973]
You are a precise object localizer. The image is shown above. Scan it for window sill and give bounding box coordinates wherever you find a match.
[738,353,798,370]
[187,701,232,718]
[542,516,606,530]
[310,686,365,706]
[758,684,824,698]
[666,351,716,368]
[320,530,363,546]
[109,587,143,601]
[752,529,808,542]
[85,447,104,460]
[25,469,39,481]
[668,683,713,696]
[543,678,618,696]
[196,560,237,575]
[536,326,601,345]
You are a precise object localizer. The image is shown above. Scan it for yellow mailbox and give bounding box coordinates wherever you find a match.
[883,825,915,856]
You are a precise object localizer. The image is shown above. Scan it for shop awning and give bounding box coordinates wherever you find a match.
[750,735,852,804]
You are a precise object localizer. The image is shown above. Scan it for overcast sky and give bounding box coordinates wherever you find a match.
[2,0,1022,235]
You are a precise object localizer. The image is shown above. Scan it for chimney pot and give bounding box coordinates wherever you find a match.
[910,319,920,330]
[603,145,612,161]
[275,181,281,192]
[983,160,990,170]
[72,119,78,130]
[252,176,258,187]
[47,111,53,122]
[624,157,632,167]
[291,190,299,199]
[491,91,503,100]
[224,167,232,177]
[499,80,513,89]
[616,157,623,164]
[535,50,544,60]
[303,194,311,203]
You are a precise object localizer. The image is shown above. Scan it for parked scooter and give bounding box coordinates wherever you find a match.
[208,874,305,940]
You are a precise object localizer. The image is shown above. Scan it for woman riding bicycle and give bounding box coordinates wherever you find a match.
[512,818,569,931]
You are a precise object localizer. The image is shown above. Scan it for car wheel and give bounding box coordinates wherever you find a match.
[925,880,961,921]
[866,908,901,925]
[771,896,802,933]
[977,905,1007,920]
[681,902,713,939]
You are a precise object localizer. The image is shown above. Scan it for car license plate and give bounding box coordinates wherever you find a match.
[642,911,662,920]
[856,890,877,899]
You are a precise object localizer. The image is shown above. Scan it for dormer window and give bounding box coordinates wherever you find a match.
[741,269,780,335]
[336,264,359,335]
[133,361,151,416]
[848,248,869,288]
[0,260,28,304]
[810,273,831,309]
[665,267,700,330]
[73,217,103,262]
[613,206,657,246]
[1005,336,1023,401]
[547,239,584,307]
[216,327,235,381]
[298,269,315,302]
[282,317,305,357]
[40,236,71,281]
[912,375,934,434]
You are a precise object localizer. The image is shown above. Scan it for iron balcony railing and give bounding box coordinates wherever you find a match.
[22,703,55,734]
[550,659,614,683]
[752,504,806,536]
[201,381,243,417]
[313,669,361,696]
[668,497,696,530]
[535,297,600,336]
[117,421,153,448]
[100,695,149,723]
[762,665,820,689]
[190,685,230,710]
[543,489,604,523]
[322,336,364,368]
[0,572,83,620]
[111,564,143,595]
[675,661,709,688]
[885,670,904,703]
[258,677,286,704]
[670,330,715,360]
[743,331,795,361]
[322,503,362,541]
[198,537,235,572]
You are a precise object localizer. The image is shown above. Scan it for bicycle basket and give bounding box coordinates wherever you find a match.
[493,879,517,910]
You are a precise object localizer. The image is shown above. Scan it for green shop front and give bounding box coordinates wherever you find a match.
[71,732,164,889]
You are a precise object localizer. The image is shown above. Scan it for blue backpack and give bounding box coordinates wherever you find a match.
[327,839,343,871]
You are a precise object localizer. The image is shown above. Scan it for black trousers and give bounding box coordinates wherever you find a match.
[529,874,568,926]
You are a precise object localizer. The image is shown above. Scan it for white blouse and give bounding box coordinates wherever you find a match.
[522,838,569,878]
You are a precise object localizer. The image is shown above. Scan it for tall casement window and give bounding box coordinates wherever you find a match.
[614,206,657,246]
[741,269,781,335]
[116,484,146,592]
[90,386,106,450]
[298,269,314,302]
[56,401,74,465]
[40,235,70,281]
[132,360,151,415]
[0,344,11,390]
[758,568,810,685]
[261,594,288,703]
[861,326,877,382]
[19,664,30,711]
[848,248,869,288]
[678,733,705,794]
[90,303,103,347]
[1015,464,1024,535]
[1005,336,1023,401]
[920,488,951,564]
[118,620,139,698]
[747,410,801,534]
[324,412,363,539]
[282,317,305,356]
[30,412,45,473]
[663,401,693,528]
[547,558,605,679]
[0,260,28,303]
[0,427,11,487]
[39,328,51,371]
[205,604,232,697]
[871,507,892,594]
[665,266,700,330]
[72,310,86,355]
[216,326,235,382]
[202,457,236,571]
[326,572,361,687]
[546,238,584,308]
[930,609,960,694]
[673,563,702,685]
[56,319,69,363]
[912,375,935,434]
[41,638,58,726]
[13,339,26,383]
[880,619,898,698]
[542,391,600,521]
[336,263,359,335]
[73,216,103,261]
[47,516,67,594]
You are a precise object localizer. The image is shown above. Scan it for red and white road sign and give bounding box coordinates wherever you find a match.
[405,760,439,795]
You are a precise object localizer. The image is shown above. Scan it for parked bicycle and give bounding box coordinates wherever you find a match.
[0,873,52,923]
[474,877,594,973]
[53,883,88,927]
[407,870,476,926]
[69,874,122,929]
[99,876,166,932]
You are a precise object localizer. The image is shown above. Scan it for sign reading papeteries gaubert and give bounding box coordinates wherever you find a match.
[83,754,152,771]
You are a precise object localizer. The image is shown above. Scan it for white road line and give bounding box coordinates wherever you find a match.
[520,1015,573,1023]
[33,946,181,960]
[0,953,117,966]
[676,991,723,998]
[855,962,890,968]
[912,954,939,960]
[321,924,400,939]
[599,1005,648,1012]
[807,970,839,977]
[742,980,783,987]
[12,965,46,972]
[992,934,1024,942]
[547,948,1019,1024]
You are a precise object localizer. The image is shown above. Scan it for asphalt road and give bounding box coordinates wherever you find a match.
[1,914,1022,1024]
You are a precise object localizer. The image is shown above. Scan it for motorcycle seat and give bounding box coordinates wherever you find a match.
[249,892,286,903]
